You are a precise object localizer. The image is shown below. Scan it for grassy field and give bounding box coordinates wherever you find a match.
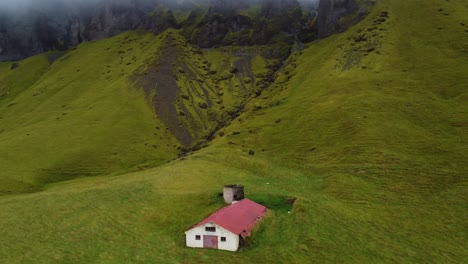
[0,0,467,263]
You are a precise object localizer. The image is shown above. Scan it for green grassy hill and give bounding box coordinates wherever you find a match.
[0,32,182,194]
[0,30,273,194]
[0,0,467,263]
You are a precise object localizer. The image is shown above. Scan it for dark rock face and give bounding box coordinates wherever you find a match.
[0,0,363,61]
[209,0,253,15]
[316,0,369,38]
[192,0,309,48]
[256,0,305,43]
[142,9,178,34]
[81,2,146,40]
[0,0,162,61]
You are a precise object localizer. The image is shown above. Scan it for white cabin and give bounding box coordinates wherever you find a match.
[185,222,240,251]
[185,199,266,252]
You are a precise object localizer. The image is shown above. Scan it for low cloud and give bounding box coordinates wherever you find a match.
[0,0,320,15]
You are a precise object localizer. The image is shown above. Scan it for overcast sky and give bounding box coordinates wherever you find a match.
[0,0,320,11]
[0,0,108,10]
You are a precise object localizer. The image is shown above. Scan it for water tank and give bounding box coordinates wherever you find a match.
[223,184,244,204]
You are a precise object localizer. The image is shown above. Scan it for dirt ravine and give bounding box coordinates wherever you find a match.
[135,38,194,147]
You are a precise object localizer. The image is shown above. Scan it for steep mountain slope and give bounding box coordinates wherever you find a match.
[1,0,322,61]
[0,32,179,194]
[0,0,467,263]
[316,0,373,38]
[220,0,467,190]
[3,0,363,62]
[0,30,275,194]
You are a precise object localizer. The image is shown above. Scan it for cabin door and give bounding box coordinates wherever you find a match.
[203,235,218,249]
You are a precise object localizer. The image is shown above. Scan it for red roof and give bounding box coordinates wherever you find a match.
[192,199,267,238]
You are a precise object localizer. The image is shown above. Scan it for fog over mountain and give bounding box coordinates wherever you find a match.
[0,0,357,61]
[0,0,319,10]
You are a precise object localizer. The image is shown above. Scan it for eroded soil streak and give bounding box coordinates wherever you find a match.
[136,39,193,146]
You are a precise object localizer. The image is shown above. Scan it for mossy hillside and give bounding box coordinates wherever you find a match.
[202,49,250,110]
[0,29,274,194]
[0,55,50,104]
[133,31,273,148]
[221,29,254,46]
[0,32,183,194]
[214,0,467,183]
[181,0,312,48]
[0,0,467,263]
[209,0,466,260]
[202,45,283,111]
[165,32,225,142]
[237,6,261,18]
[203,0,467,260]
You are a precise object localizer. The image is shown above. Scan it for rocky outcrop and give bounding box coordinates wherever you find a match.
[0,0,358,61]
[80,2,146,41]
[142,8,178,34]
[316,0,370,38]
[193,13,254,48]
[0,0,161,61]
[191,0,310,48]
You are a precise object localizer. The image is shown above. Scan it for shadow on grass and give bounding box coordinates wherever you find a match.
[248,194,296,213]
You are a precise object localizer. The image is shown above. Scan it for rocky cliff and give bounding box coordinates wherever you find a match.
[0,0,164,61]
[316,0,372,38]
[190,0,309,48]
[0,0,367,61]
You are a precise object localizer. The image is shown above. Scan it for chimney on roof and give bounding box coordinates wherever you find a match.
[223,184,244,204]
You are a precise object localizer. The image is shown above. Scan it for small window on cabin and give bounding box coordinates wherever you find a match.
[205,226,216,232]
[221,237,226,242]
[195,235,201,240]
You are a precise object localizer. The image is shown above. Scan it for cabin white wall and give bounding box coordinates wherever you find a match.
[185,223,239,252]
